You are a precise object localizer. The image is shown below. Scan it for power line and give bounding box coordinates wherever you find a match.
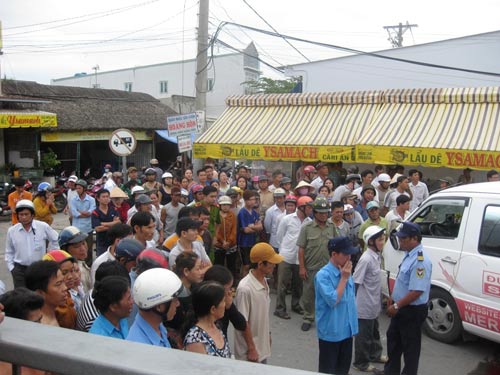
[218,21,500,78]
[241,0,311,62]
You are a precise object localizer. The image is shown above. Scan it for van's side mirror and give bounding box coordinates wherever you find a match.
[389,228,400,250]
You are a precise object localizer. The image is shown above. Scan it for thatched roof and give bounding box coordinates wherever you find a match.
[1,80,177,131]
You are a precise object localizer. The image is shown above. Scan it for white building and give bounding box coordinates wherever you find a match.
[284,30,500,92]
[51,43,260,120]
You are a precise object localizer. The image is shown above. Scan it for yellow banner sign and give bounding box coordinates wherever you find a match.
[42,130,151,142]
[194,143,355,162]
[0,113,57,128]
[357,145,500,171]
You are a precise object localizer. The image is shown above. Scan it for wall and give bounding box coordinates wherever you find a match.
[285,32,500,92]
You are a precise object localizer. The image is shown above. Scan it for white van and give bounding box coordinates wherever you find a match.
[382,181,500,344]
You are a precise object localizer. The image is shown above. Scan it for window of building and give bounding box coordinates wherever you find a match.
[159,81,168,94]
[124,82,133,92]
[412,199,466,239]
[479,205,500,257]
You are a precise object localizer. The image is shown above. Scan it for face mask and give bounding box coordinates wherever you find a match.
[298,187,309,195]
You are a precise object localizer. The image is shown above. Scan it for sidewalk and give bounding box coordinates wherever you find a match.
[0,212,70,292]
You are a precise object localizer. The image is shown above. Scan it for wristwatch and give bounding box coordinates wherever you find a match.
[393,303,399,310]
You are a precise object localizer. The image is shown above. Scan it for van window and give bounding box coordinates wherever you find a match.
[479,205,500,257]
[413,200,466,238]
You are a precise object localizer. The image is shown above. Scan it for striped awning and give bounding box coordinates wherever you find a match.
[194,92,382,162]
[356,87,500,170]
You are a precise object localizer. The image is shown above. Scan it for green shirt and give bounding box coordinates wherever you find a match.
[297,220,338,270]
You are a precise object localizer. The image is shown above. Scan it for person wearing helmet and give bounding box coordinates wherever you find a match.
[352,226,387,374]
[59,225,92,293]
[126,268,183,347]
[301,165,317,184]
[257,175,274,218]
[250,175,260,190]
[284,194,297,215]
[8,177,33,225]
[332,173,361,202]
[159,172,174,205]
[273,195,312,320]
[188,184,205,207]
[5,199,59,288]
[33,182,57,225]
[149,158,163,183]
[279,177,293,196]
[297,196,339,331]
[213,195,238,278]
[70,178,96,265]
[143,168,161,192]
[374,173,391,211]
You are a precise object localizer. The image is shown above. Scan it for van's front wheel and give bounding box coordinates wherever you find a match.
[423,288,463,343]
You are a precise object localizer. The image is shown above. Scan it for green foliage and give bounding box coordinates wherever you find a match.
[40,148,61,172]
[243,76,301,94]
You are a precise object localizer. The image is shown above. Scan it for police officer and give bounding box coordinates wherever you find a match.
[385,222,432,375]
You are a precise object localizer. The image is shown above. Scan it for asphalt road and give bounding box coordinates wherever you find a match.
[1,213,500,375]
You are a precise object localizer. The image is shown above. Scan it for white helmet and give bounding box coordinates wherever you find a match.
[218,196,232,205]
[15,199,35,213]
[133,268,183,309]
[162,172,173,179]
[363,226,386,245]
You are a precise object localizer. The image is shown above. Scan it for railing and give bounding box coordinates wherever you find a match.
[0,317,315,375]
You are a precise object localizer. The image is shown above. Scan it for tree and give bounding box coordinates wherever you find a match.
[243,76,302,94]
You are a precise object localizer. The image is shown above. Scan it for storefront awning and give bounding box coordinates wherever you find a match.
[0,110,57,128]
[41,130,151,142]
[194,92,382,162]
[356,87,500,170]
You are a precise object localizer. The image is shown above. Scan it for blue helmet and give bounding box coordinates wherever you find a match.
[37,182,53,192]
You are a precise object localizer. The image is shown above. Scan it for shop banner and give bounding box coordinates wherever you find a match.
[194,143,355,162]
[0,113,57,128]
[357,145,500,171]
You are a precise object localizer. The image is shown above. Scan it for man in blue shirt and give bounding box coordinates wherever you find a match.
[385,222,432,375]
[89,275,132,339]
[70,180,96,266]
[127,268,183,348]
[237,190,263,276]
[315,237,358,375]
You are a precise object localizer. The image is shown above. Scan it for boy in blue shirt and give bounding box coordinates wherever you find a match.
[315,237,358,375]
[237,190,263,276]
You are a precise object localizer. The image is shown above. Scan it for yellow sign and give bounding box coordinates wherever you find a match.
[194,143,355,162]
[0,113,57,128]
[42,130,151,142]
[357,145,500,171]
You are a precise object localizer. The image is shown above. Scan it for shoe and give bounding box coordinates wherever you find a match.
[373,355,388,364]
[274,310,291,319]
[352,364,382,373]
[292,306,304,315]
[301,322,311,331]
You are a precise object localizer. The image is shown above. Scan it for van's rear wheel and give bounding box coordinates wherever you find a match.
[423,288,463,343]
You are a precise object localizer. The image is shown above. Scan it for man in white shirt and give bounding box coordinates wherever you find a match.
[408,169,429,212]
[273,196,313,319]
[264,188,287,250]
[385,195,411,232]
[311,162,329,193]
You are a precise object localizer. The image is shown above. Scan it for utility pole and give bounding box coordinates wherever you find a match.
[383,21,418,48]
[195,0,209,130]
[92,65,99,88]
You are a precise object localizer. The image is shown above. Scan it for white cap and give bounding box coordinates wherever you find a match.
[131,186,145,194]
[68,175,78,183]
[378,173,391,182]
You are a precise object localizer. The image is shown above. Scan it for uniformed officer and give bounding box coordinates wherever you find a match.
[385,222,432,375]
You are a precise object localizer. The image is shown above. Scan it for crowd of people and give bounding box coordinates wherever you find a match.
[2,159,497,374]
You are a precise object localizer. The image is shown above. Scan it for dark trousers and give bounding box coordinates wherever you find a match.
[354,318,383,370]
[275,261,302,313]
[213,248,239,283]
[11,263,28,288]
[318,337,352,375]
[84,232,94,267]
[385,304,428,375]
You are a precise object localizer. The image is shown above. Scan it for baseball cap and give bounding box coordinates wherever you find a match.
[280,177,292,185]
[58,226,88,248]
[396,222,421,238]
[68,175,78,183]
[131,186,145,194]
[377,173,391,182]
[327,237,359,255]
[115,238,144,259]
[135,194,152,205]
[258,175,269,182]
[42,250,75,264]
[250,242,284,264]
[127,166,138,174]
[218,196,232,205]
[366,201,380,210]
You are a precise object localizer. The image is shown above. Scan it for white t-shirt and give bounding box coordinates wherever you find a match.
[169,240,211,269]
